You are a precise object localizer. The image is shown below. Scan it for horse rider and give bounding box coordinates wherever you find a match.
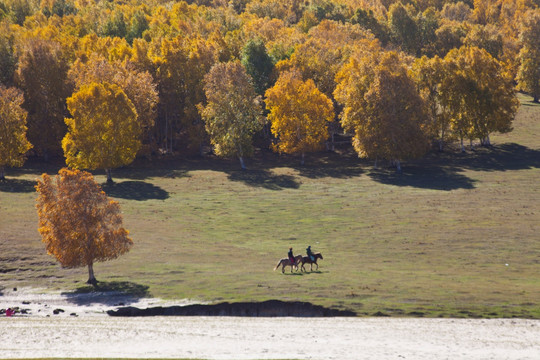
[306,245,315,262]
[288,247,295,265]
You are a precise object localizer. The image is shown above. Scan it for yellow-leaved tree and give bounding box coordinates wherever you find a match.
[413,55,455,151]
[517,9,540,103]
[265,70,334,165]
[62,82,141,183]
[335,50,430,171]
[441,46,519,150]
[0,86,32,180]
[199,61,263,170]
[68,55,158,156]
[36,168,133,285]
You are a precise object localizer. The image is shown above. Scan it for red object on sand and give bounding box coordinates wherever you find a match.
[6,308,15,317]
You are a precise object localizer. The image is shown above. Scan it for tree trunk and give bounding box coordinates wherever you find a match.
[374,158,378,169]
[470,138,474,150]
[87,263,97,286]
[106,169,113,184]
[460,137,465,153]
[300,152,305,166]
[0,166,5,181]
[533,94,539,103]
[395,160,402,173]
[238,144,246,170]
[238,156,246,170]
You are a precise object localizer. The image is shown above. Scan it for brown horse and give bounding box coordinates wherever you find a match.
[274,255,303,273]
[300,252,323,271]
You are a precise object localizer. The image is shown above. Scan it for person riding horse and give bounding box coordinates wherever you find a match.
[306,245,315,262]
[288,247,295,265]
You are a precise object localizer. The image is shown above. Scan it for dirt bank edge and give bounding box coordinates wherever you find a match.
[107,299,357,317]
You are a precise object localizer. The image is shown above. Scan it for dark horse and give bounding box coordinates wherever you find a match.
[300,252,323,271]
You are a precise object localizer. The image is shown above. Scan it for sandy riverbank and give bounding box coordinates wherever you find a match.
[1,288,539,359]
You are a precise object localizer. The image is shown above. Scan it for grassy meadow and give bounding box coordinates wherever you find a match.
[1,93,539,318]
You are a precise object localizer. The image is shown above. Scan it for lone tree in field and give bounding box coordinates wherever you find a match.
[199,61,263,170]
[62,82,141,183]
[0,86,32,180]
[36,168,133,285]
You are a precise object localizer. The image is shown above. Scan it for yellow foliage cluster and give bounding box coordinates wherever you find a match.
[0,86,32,179]
[0,0,535,172]
[265,70,334,160]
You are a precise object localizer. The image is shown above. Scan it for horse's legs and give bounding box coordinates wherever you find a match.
[281,264,285,273]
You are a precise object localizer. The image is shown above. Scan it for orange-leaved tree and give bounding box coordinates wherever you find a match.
[0,86,32,180]
[62,82,141,183]
[35,168,133,285]
[265,70,334,165]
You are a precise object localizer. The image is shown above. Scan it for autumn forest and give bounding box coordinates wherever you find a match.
[1,0,540,178]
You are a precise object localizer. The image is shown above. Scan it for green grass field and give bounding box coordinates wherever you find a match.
[1,93,539,318]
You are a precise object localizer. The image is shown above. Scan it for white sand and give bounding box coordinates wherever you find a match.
[1,288,539,359]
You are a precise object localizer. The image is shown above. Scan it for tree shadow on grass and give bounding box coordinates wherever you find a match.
[61,281,151,306]
[227,169,300,190]
[293,151,365,180]
[368,165,477,190]
[102,181,169,201]
[454,143,540,172]
[0,178,36,193]
[368,143,540,190]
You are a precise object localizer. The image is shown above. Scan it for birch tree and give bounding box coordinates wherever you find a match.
[199,61,263,170]
[0,86,32,180]
[265,70,334,165]
[62,82,141,183]
[335,50,429,171]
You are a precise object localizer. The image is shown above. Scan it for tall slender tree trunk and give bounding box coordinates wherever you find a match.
[238,156,246,170]
[300,152,305,166]
[238,144,246,170]
[0,166,5,181]
[106,169,113,184]
[87,263,97,286]
[395,160,402,173]
[460,137,465,153]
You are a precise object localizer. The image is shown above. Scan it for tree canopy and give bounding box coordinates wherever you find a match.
[335,50,430,169]
[0,86,32,180]
[0,0,529,169]
[199,61,263,169]
[265,69,334,164]
[35,168,133,285]
[62,82,141,182]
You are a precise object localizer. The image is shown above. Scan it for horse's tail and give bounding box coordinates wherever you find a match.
[274,259,282,271]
